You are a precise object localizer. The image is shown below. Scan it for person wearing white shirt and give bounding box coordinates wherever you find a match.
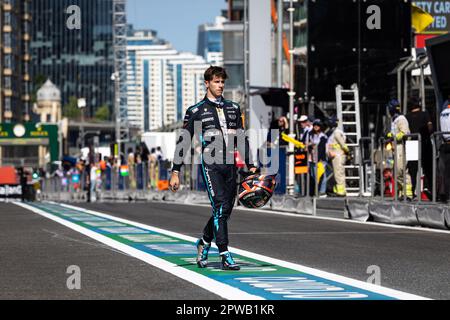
[438,98,450,203]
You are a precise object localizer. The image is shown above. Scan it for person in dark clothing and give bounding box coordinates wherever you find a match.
[438,98,450,203]
[18,167,27,202]
[267,116,289,147]
[308,119,328,196]
[405,97,433,198]
[169,66,257,271]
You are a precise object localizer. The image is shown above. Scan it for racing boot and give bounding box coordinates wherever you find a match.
[220,251,240,271]
[196,239,211,268]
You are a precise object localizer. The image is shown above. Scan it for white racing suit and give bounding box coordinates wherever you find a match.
[390,115,413,198]
[327,128,349,196]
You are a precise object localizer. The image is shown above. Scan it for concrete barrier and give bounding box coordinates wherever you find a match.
[346,199,370,222]
[444,206,450,229]
[282,196,298,212]
[270,195,285,211]
[295,197,314,215]
[368,201,419,226]
[391,203,419,226]
[416,204,447,230]
[369,200,394,224]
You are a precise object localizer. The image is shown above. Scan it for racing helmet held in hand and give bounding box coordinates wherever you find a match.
[238,174,277,208]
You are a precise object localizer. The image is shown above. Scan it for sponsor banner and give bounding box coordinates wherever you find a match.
[415,1,450,33]
[0,185,22,197]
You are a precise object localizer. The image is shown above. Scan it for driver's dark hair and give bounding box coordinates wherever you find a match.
[204,66,228,81]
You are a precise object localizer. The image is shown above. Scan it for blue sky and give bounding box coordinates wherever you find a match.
[127,0,227,53]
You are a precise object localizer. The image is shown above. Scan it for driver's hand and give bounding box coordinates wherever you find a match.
[169,172,180,192]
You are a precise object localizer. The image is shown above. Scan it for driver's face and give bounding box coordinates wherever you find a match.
[205,75,225,98]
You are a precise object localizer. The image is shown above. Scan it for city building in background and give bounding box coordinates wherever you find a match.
[197,16,226,66]
[29,0,115,119]
[0,0,32,123]
[127,27,208,133]
[222,0,245,102]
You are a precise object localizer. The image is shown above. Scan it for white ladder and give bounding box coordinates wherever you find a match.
[336,84,362,196]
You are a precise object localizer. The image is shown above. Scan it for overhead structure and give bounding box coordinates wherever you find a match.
[113,0,129,157]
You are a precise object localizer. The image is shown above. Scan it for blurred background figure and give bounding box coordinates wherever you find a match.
[308,119,328,197]
[326,117,350,197]
[386,99,413,199]
[405,96,433,199]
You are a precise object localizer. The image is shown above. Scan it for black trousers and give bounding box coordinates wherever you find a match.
[200,162,237,252]
[438,144,450,202]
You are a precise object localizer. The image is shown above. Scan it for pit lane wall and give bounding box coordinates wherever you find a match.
[347,198,450,230]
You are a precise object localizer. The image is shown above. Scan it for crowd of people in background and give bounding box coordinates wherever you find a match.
[270,94,450,203]
[49,143,170,202]
[34,93,450,205]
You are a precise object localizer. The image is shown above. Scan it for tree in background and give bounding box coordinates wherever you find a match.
[63,96,81,120]
[31,74,48,104]
[93,104,110,121]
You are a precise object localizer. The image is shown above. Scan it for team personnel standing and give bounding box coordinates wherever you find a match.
[386,99,413,199]
[405,97,433,197]
[326,117,350,197]
[169,66,257,271]
[308,119,328,196]
[296,115,313,144]
[438,99,450,203]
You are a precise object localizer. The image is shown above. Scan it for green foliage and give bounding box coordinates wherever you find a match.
[31,74,48,104]
[94,104,110,121]
[63,96,81,120]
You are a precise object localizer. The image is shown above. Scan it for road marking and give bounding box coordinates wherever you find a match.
[15,201,429,300]
[15,202,260,301]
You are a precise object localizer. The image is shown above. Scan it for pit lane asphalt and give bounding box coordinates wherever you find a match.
[0,202,218,300]
[2,201,450,299]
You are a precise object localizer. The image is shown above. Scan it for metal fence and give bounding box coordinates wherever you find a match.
[38,133,450,205]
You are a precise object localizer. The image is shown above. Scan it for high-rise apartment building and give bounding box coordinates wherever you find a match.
[197,16,226,66]
[29,0,115,118]
[127,29,209,132]
[0,0,32,123]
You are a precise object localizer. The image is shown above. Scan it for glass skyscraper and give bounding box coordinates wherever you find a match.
[0,0,32,123]
[29,0,115,118]
[197,16,225,66]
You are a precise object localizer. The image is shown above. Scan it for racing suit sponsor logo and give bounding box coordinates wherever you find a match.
[202,117,215,123]
[204,168,215,197]
[229,115,237,120]
[228,122,237,127]
[191,107,198,113]
[204,130,221,138]
[243,192,255,200]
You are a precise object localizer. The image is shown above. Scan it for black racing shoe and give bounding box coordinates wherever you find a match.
[220,252,240,271]
[196,239,211,268]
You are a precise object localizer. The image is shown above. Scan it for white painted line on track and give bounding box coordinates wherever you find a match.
[14,201,263,301]
[50,202,429,300]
